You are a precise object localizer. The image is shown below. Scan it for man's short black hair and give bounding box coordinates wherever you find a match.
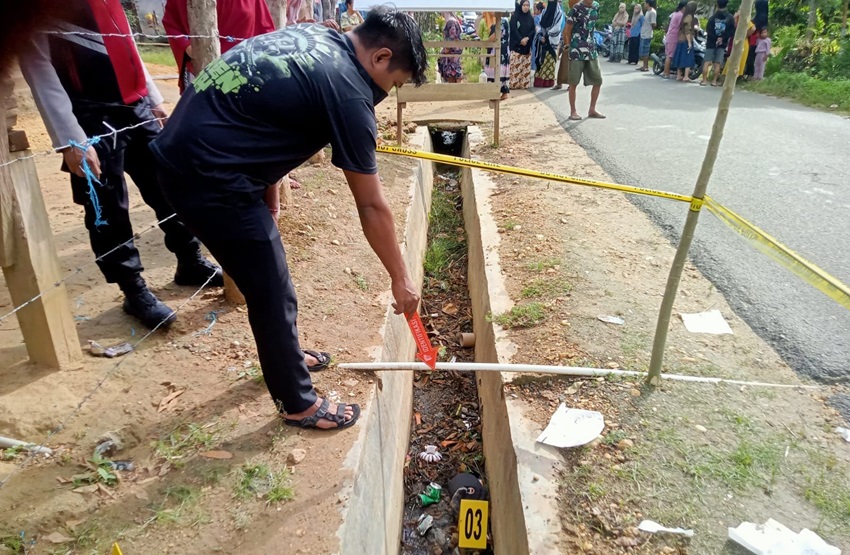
[716,0,728,9]
[645,0,656,8]
[352,6,428,86]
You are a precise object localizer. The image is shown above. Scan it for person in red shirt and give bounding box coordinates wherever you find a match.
[163,0,275,93]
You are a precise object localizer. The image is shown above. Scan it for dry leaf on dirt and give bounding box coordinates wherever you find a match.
[157,389,185,412]
[442,303,459,315]
[199,450,233,460]
[44,532,73,544]
[72,484,98,494]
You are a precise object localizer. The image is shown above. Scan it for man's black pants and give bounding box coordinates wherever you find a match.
[70,99,200,285]
[157,165,317,414]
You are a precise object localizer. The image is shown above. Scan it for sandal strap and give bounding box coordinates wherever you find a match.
[296,397,330,427]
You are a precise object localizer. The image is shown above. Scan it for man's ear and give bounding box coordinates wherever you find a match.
[372,47,394,68]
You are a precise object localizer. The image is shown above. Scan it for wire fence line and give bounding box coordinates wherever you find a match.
[0,269,219,490]
[46,30,249,42]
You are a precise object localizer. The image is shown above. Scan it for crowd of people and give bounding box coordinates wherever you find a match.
[612,0,771,84]
[438,0,606,119]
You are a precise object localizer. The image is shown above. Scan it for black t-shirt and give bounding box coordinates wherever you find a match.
[706,10,735,49]
[150,25,387,192]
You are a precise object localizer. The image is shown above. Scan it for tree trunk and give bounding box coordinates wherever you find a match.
[646,0,756,386]
[187,0,221,70]
[841,0,848,37]
[806,0,818,42]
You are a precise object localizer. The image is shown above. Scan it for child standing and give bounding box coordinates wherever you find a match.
[754,28,771,80]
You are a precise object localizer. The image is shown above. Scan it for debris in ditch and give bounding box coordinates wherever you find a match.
[109,460,134,472]
[419,445,443,463]
[597,315,625,325]
[417,514,434,536]
[447,473,487,516]
[94,432,123,456]
[536,403,605,448]
[419,482,443,507]
[638,520,694,537]
[728,518,839,555]
[680,309,733,334]
[835,427,850,442]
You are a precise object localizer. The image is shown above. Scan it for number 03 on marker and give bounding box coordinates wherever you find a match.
[458,499,489,549]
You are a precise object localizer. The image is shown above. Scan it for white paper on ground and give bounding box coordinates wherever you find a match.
[637,520,694,537]
[680,309,734,334]
[535,403,604,448]
[727,518,841,555]
[835,427,850,442]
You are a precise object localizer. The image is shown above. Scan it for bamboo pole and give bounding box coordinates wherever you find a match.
[646,0,756,386]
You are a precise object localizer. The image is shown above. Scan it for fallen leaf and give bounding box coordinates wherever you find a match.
[97,483,116,498]
[199,450,233,460]
[72,484,98,494]
[44,532,73,544]
[414,412,422,426]
[442,303,458,315]
[65,519,85,531]
[55,476,71,484]
[440,440,458,448]
[157,389,185,412]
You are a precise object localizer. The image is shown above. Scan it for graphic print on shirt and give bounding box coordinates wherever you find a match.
[713,18,727,42]
[193,25,343,95]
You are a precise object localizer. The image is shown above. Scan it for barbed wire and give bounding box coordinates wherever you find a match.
[0,117,166,170]
[45,30,249,42]
[0,213,176,324]
[0,269,219,490]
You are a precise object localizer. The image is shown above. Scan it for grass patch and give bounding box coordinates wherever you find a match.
[138,45,177,69]
[72,453,118,487]
[521,277,572,299]
[602,430,628,445]
[745,71,850,113]
[799,451,850,531]
[679,436,784,493]
[2,445,25,461]
[424,179,465,278]
[149,485,209,527]
[353,274,369,291]
[69,519,101,550]
[503,219,519,231]
[153,422,223,465]
[491,302,546,328]
[234,463,294,504]
[0,533,24,554]
[527,258,561,272]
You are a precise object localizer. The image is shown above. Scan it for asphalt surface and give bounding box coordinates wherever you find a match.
[535,62,850,391]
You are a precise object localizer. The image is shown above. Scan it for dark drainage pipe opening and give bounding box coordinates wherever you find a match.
[401,126,491,555]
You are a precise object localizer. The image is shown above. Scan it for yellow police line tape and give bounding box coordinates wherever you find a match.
[377,145,850,311]
[703,196,850,311]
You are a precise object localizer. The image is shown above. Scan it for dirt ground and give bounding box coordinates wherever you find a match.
[1,69,416,554]
[2,61,849,555]
[394,92,850,552]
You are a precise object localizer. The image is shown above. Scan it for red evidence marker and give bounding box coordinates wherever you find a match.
[407,312,438,369]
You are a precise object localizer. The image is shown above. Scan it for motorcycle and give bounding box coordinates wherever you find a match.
[594,24,612,58]
[652,28,706,80]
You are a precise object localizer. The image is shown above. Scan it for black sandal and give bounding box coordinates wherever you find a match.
[304,349,331,372]
[283,397,360,430]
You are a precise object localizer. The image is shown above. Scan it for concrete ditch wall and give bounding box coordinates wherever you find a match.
[461,129,566,555]
[338,128,434,555]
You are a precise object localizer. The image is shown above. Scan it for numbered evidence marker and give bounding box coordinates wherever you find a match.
[458,499,489,550]
[111,544,123,555]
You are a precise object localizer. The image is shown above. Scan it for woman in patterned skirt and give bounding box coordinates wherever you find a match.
[509,0,536,89]
[484,12,511,98]
[533,0,564,87]
[438,12,464,83]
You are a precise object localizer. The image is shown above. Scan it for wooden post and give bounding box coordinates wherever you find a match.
[187,0,247,304]
[646,0,755,386]
[0,100,82,369]
[396,102,405,146]
[492,13,502,146]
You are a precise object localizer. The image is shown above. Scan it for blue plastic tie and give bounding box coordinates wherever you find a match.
[68,138,107,228]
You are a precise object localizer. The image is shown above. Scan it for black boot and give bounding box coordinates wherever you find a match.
[120,276,177,329]
[174,252,224,287]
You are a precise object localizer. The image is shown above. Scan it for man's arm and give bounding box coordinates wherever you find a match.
[562,21,574,46]
[19,33,100,177]
[162,0,192,67]
[343,170,420,317]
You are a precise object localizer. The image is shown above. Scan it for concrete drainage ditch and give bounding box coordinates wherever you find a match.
[336,126,565,555]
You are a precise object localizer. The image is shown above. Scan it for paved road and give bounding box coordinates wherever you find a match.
[536,62,850,393]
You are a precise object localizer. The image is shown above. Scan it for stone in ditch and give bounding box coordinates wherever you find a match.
[695,425,708,433]
[287,449,307,465]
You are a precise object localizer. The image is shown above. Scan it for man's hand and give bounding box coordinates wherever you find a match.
[391,276,420,317]
[62,145,101,179]
[520,37,529,45]
[264,183,281,221]
[321,19,341,31]
[185,44,193,58]
[151,103,169,128]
